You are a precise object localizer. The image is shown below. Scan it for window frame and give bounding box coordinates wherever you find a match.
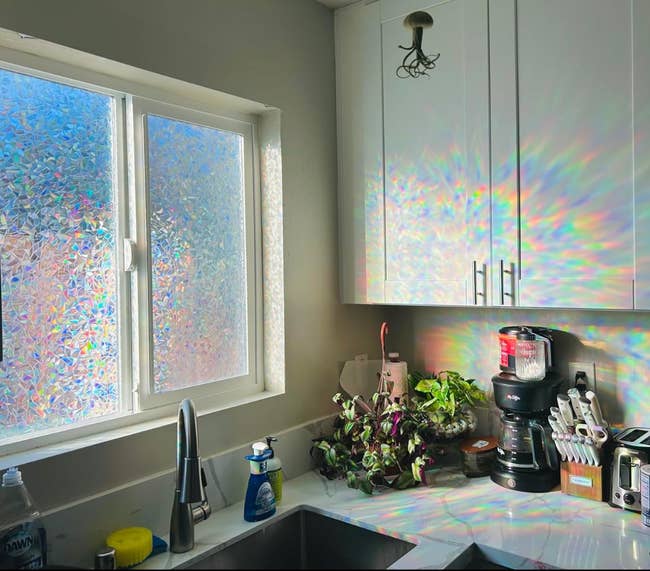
[0,30,276,461]
[0,59,135,436]
[129,96,264,411]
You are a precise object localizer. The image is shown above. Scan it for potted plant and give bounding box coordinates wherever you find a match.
[312,322,486,495]
[408,370,487,441]
[312,389,438,495]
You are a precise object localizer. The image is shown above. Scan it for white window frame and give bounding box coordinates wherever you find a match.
[0,27,283,463]
[0,60,135,432]
[130,97,264,410]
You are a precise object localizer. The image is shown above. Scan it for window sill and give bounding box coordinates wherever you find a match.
[0,389,283,471]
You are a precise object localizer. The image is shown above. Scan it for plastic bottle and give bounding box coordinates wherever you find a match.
[265,436,283,503]
[243,442,276,522]
[387,352,409,403]
[0,467,47,569]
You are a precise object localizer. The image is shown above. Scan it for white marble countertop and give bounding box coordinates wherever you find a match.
[137,468,650,569]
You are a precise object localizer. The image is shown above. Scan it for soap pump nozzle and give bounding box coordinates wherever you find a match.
[265,436,277,457]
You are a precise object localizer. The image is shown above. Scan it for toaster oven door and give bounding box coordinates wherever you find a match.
[620,454,642,491]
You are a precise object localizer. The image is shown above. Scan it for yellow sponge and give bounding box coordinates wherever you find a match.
[106,527,153,568]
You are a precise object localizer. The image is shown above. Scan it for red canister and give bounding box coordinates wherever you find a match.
[499,326,554,374]
[499,326,520,373]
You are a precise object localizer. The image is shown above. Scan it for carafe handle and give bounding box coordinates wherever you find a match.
[530,419,558,471]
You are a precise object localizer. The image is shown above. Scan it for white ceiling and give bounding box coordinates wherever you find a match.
[316,0,359,9]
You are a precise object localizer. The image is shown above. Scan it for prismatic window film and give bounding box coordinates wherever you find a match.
[145,115,249,393]
[0,68,119,438]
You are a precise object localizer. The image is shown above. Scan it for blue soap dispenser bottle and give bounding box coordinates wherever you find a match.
[244,442,276,522]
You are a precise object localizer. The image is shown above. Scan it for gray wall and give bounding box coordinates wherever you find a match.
[0,0,385,511]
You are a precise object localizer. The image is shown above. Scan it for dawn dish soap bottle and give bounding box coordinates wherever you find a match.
[243,442,276,522]
[0,467,47,569]
[265,436,283,504]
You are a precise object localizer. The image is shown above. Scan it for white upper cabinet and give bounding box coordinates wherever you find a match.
[336,0,649,309]
[335,1,384,304]
[492,0,636,309]
[633,0,650,310]
[382,0,490,305]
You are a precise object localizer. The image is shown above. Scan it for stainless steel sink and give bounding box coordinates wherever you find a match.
[445,544,554,570]
[445,545,511,570]
[180,507,416,569]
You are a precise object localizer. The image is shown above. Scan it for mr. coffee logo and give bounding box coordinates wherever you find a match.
[506,394,521,401]
[3,529,33,557]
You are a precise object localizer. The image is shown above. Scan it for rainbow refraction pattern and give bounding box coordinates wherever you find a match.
[0,68,119,438]
[146,115,248,393]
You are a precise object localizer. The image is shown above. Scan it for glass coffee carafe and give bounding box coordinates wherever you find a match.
[496,412,558,472]
[514,329,547,380]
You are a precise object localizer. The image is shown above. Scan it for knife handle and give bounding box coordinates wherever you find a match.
[548,415,562,435]
[574,423,591,439]
[572,434,587,464]
[585,436,600,466]
[577,435,593,465]
[551,432,567,462]
[577,397,593,422]
[567,388,585,421]
[585,390,606,426]
[583,411,608,446]
[557,394,575,426]
[550,407,569,433]
[562,434,577,462]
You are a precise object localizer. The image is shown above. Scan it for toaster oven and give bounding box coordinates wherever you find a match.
[609,427,650,512]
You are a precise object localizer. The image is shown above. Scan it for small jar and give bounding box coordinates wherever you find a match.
[515,329,546,381]
[460,436,497,477]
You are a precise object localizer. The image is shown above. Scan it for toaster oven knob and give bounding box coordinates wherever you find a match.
[623,493,635,505]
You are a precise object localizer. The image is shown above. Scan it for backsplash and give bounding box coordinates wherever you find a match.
[387,306,650,429]
[40,416,334,569]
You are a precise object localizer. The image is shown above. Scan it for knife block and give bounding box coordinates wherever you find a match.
[560,461,604,502]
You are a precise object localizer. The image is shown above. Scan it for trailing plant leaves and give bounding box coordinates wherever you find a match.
[411,456,426,482]
[359,478,374,495]
[313,377,477,496]
[392,470,416,490]
[316,441,330,452]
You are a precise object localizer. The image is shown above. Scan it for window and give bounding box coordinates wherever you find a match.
[0,36,281,455]
[131,99,262,410]
[0,68,121,439]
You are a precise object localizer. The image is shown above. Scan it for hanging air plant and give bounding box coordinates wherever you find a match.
[396,11,440,79]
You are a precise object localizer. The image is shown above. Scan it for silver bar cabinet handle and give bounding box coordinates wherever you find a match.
[473,261,486,306]
[473,260,478,305]
[500,260,514,306]
[500,260,505,305]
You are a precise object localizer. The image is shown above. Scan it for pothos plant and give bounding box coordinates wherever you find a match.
[312,390,438,495]
[408,370,487,440]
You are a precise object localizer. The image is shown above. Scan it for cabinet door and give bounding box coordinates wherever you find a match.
[633,0,650,310]
[514,0,635,309]
[381,0,491,305]
[336,1,385,304]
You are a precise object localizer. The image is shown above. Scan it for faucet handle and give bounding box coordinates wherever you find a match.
[201,466,208,489]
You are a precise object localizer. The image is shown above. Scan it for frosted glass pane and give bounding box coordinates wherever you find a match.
[147,115,248,392]
[0,69,119,439]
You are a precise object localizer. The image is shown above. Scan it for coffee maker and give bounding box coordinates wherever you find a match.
[491,326,563,493]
